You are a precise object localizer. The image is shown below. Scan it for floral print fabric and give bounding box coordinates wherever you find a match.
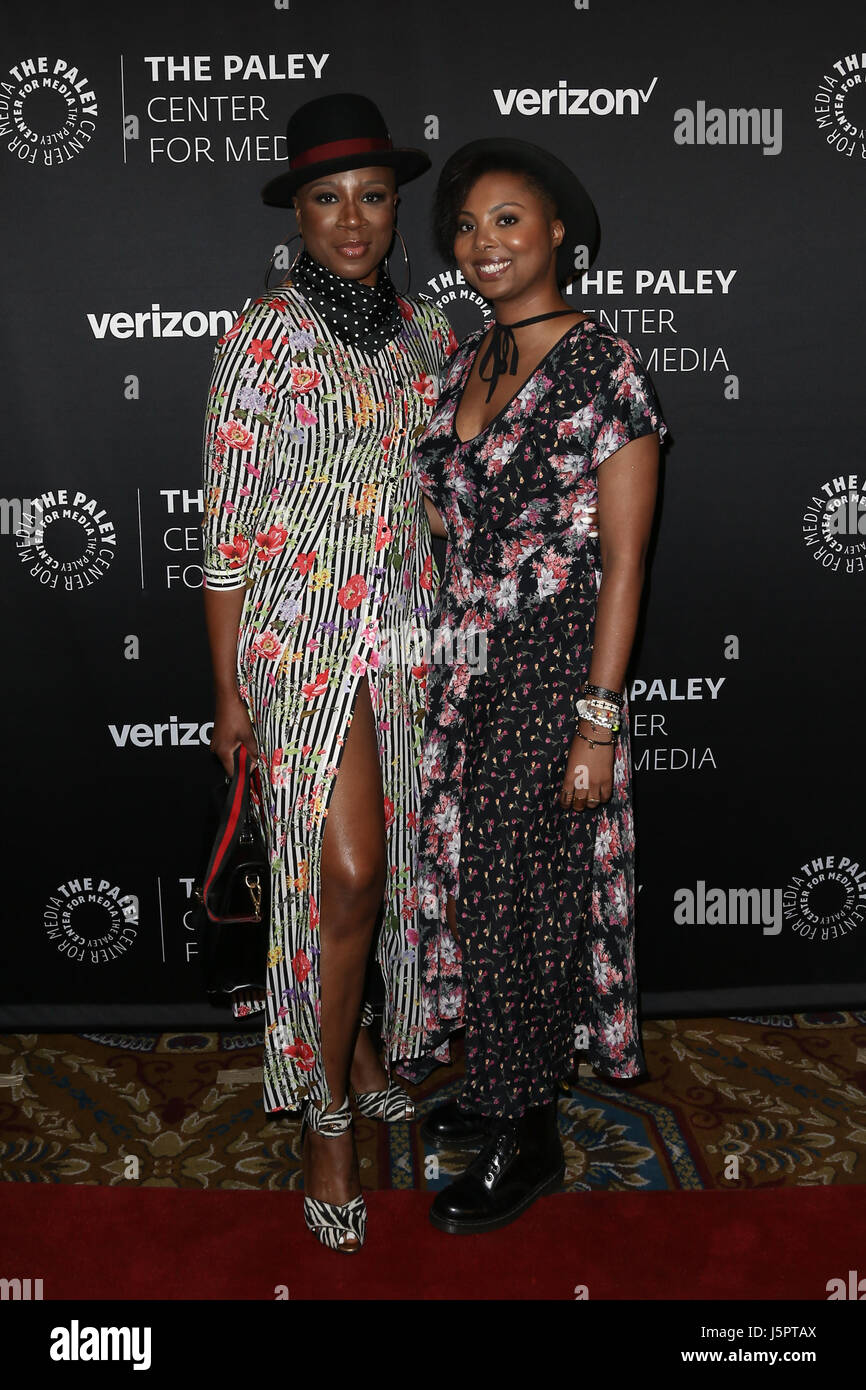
[412,316,668,1115]
[201,283,455,1113]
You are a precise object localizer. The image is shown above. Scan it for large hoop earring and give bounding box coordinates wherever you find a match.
[264,232,303,290]
[386,227,411,296]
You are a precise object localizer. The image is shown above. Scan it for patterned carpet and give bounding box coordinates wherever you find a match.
[2,1012,865,1192]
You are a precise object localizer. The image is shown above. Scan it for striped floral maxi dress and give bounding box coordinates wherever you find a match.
[200,283,454,1114]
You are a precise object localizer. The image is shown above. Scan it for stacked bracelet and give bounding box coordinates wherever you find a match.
[583,683,623,704]
[581,697,619,720]
[576,698,620,733]
[575,726,616,748]
[576,682,623,747]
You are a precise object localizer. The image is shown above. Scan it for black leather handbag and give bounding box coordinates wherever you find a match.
[192,743,269,1001]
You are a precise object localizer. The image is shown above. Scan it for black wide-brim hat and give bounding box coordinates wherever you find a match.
[437,136,600,286]
[261,92,431,206]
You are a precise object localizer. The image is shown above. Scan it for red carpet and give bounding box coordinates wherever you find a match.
[2,1185,863,1300]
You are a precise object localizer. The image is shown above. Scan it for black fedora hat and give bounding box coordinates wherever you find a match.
[435,137,600,286]
[261,92,431,206]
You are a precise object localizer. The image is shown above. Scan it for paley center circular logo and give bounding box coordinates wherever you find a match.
[783,854,866,943]
[43,877,139,964]
[801,476,866,575]
[813,52,866,160]
[419,266,492,340]
[0,55,98,167]
[15,489,116,590]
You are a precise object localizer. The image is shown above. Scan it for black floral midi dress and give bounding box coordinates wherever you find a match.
[412,316,668,1118]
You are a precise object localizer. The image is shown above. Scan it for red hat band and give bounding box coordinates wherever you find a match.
[291,135,392,171]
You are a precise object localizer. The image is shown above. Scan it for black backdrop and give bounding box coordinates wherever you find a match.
[2,0,864,1028]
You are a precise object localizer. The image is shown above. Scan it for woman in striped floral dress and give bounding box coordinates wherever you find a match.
[200,94,454,1252]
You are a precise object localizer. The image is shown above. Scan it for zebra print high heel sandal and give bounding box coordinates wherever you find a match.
[354,1002,416,1123]
[301,1097,367,1253]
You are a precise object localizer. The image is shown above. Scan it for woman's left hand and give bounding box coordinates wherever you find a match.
[559,723,615,812]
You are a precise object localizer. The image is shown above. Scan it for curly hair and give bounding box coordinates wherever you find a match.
[432,150,559,265]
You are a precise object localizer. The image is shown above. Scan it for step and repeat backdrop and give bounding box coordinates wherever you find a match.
[2,0,864,1027]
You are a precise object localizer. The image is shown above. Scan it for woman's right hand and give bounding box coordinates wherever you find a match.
[209,690,259,778]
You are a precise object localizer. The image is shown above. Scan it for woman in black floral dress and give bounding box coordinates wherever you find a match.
[412,139,668,1233]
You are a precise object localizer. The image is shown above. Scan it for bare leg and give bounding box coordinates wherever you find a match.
[304,676,385,1242]
[349,1018,390,1095]
[446,894,458,941]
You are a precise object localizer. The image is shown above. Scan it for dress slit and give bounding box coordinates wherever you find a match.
[201,285,454,1112]
[311,669,387,1110]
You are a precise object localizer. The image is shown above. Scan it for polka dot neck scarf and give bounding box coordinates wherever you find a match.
[290,249,402,354]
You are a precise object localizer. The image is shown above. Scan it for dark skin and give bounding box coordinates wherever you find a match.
[204,166,402,1249]
[422,170,660,944]
[292,164,399,286]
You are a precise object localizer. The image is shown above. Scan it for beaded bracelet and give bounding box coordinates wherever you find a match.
[577,698,620,731]
[578,715,619,733]
[582,698,620,719]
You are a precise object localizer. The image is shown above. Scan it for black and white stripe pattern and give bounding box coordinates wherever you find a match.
[354,1080,415,1122]
[303,1192,367,1251]
[301,1096,367,1250]
[201,282,450,1115]
[303,1094,354,1137]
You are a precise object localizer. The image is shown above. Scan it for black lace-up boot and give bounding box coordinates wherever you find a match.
[420,1099,491,1150]
[428,1099,564,1234]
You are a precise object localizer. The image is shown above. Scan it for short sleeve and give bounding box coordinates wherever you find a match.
[201,297,288,590]
[590,344,667,472]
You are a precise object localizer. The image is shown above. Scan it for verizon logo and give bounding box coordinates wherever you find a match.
[494,78,658,117]
[108,718,213,748]
[86,300,254,340]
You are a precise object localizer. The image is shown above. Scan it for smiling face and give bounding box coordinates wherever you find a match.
[452,169,563,306]
[293,165,398,285]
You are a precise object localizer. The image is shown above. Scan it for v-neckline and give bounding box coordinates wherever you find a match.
[451,315,594,447]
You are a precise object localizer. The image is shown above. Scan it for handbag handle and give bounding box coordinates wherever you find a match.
[201,744,262,923]
[227,752,264,813]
